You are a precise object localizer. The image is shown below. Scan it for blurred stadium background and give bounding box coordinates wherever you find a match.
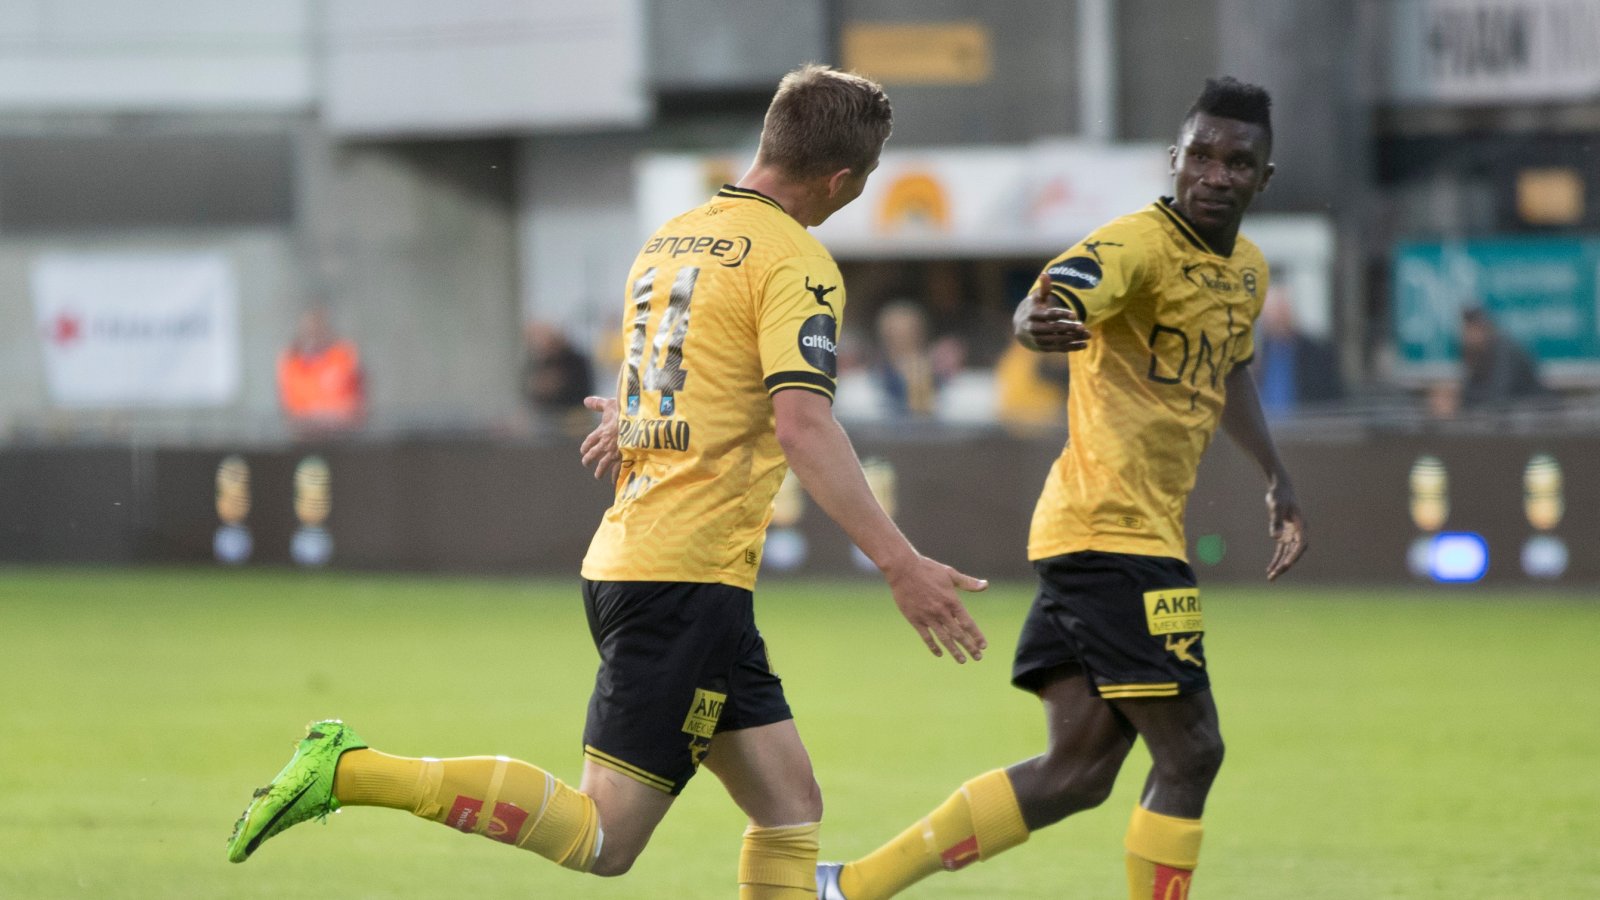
[1,1,1599,897]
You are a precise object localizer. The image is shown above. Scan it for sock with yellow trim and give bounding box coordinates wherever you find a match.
[839,769,1029,900]
[1123,805,1202,900]
[333,749,602,871]
[738,822,819,899]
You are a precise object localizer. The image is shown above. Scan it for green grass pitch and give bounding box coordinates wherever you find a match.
[2,567,1597,898]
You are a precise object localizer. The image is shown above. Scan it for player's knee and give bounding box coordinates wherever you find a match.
[802,776,824,822]
[1156,733,1224,788]
[769,775,824,825]
[588,851,636,878]
[589,840,645,877]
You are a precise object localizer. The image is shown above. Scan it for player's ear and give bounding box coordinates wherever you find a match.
[1167,144,1179,175]
[1258,161,1275,192]
[825,167,854,198]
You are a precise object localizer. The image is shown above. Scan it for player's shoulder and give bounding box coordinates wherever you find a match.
[1045,205,1165,272]
[1099,204,1169,239]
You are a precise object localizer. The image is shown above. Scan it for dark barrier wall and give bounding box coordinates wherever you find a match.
[1,432,1594,585]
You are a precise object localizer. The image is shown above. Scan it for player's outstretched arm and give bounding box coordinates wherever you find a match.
[1221,366,1308,580]
[772,389,989,663]
[579,396,621,480]
[1013,273,1091,353]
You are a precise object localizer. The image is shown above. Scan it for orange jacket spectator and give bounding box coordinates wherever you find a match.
[278,309,366,429]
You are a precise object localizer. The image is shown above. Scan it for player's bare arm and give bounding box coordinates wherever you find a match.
[1013,273,1091,353]
[1221,365,1307,580]
[771,388,989,663]
[579,396,621,480]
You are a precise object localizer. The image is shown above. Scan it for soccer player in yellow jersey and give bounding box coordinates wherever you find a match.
[818,77,1309,900]
[226,65,989,900]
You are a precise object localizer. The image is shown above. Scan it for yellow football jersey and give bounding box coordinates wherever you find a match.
[1028,198,1269,562]
[582,186,845,589]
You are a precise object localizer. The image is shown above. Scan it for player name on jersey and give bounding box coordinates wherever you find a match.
[618,417,693,452]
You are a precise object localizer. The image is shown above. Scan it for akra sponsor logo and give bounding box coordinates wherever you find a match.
[1143,588,1203,635]
[681,688,727,739]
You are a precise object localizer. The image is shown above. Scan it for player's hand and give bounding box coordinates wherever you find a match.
[1013,274,1090,353]
[579,396,621,481]
[1265,479,1308,581]
[883,554,989,664]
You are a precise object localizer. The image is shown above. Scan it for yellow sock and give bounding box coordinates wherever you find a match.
[739,822,819,899]
[333,748,601,871]
[839,769,1028,900]
[1124,805,1202,900]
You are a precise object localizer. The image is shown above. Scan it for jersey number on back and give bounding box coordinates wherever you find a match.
[625,266,698,416]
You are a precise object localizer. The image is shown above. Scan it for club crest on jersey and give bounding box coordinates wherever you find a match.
[798,314,839,377]
[1241,268,1259,298]
[1047,257,1101,290]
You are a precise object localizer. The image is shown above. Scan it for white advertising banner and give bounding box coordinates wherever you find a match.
[31,252,241,408]
[1387,0,1600,102]
[636,141,1171,258]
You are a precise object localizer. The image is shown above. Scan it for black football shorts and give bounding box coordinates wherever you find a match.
[580,579,792,795]
[1012,551,1208,700]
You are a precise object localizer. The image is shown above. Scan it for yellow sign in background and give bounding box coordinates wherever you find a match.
[843,22,992,85]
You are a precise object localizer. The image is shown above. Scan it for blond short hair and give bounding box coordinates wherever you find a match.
[756,64,893,181]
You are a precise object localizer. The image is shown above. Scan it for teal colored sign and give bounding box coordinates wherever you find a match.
[1393,238,1600,374]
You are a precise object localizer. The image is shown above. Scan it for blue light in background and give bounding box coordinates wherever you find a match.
[1429,532,1489,583]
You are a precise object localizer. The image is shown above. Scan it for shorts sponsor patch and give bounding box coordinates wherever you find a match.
[681,687,727,739]
[1046,256,1102,290]
[1143,588,1202,635]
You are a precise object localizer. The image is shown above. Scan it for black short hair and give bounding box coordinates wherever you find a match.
[1184,76,1272,147]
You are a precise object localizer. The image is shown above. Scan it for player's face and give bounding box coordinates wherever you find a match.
[1169,112,1273,239]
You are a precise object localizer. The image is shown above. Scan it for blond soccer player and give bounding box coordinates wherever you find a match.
[226,65,988,899]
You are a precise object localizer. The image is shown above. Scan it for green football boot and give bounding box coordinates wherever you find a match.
[226,719,368,863]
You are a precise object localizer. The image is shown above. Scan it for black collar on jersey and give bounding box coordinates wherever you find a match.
[717,184,787,214]
[1154,197,1220,257]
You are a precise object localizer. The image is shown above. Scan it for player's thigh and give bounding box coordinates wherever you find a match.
[579,759,677,867]
[1031,552,1209,702]
[1110,688,1221,767]
[702,719,821,826]
[1036,666,1137,759]
[582,579,766,796]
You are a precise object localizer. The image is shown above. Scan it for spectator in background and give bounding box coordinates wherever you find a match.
[875,300,961,418]
[520,321,594,430]
[994,341,1071,432]
[1459,306,1549,410]
[277,306,366,434]
[1253,284,1344,417]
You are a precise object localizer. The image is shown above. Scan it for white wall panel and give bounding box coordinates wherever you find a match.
[323,0,648,135]
[0,0,312,110]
